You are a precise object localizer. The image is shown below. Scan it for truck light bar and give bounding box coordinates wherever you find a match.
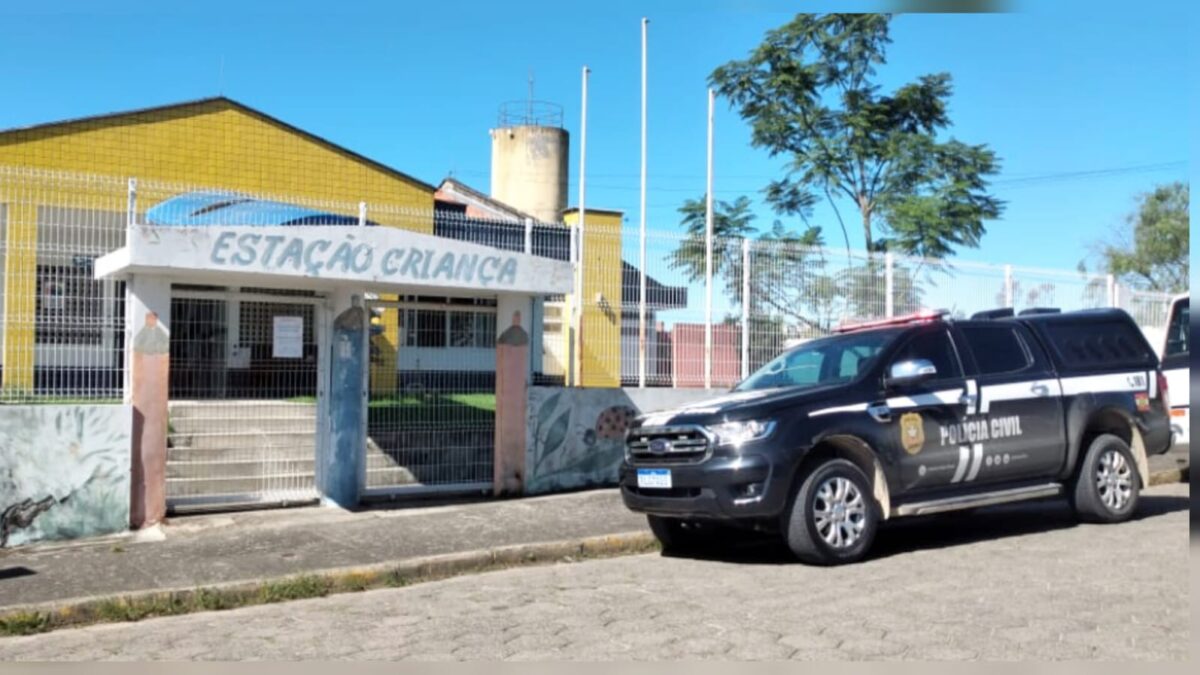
[832,309,950,333]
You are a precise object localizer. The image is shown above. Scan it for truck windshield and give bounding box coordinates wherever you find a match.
[733,328,903,392]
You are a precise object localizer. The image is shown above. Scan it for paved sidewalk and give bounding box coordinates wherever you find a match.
[0,445,1187,613]
[0,489,647,611]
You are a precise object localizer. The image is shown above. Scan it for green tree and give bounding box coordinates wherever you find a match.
[709,13,1004,258]
[669,196,826,325]
[668,195,760,306]
[670,195,923,337]
[1086,182,1189,292]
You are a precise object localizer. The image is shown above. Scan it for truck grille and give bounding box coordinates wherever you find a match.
[626,425,712,464]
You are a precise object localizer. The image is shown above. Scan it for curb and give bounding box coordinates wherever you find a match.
[1148,466,1188,487]
[0,531,659,637]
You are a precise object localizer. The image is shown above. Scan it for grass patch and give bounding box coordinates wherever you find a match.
[257,576,330,603]
[287,392,497,428]
[368,393,495,429]
[0,533,659,637]
[0,611,52,636]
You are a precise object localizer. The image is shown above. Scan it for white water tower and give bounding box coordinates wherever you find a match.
[489,99,568,224]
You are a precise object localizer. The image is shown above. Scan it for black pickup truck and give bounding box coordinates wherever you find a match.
[620,307,1173,565]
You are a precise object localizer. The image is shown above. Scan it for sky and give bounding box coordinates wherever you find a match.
[0,0,1192,278]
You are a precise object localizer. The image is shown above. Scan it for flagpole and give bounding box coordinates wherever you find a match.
[704,88,714,390]
[638,17,649,389]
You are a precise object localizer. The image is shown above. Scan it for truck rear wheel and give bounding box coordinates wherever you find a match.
[1071,434,1140,523]
[783,459,878,565]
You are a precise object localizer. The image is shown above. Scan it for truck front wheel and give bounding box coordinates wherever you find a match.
[783,459,879,565]
[1071,434,1140,523]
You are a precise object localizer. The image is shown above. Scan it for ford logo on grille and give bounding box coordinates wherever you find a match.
[648,439,673,454]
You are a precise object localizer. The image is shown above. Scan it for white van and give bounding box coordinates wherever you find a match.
[1160,294,1189,447]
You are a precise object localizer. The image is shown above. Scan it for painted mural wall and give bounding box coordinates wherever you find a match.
[1,405,132,548]
[525,387,716,495]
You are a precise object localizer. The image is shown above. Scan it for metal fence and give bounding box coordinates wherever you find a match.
[0,166,128,401]
[0,164,1182,405]
[605,223,1176,388]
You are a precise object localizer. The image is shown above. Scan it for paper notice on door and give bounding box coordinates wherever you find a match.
[273,316,304,359]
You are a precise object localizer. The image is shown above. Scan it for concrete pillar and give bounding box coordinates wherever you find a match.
[494,294,532,496]
[124,274,171,529]
[321,289,366,508]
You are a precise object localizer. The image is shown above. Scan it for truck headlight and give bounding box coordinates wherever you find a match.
[708,419,776,448]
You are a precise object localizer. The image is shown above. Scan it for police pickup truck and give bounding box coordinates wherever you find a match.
[620,307,1173,565]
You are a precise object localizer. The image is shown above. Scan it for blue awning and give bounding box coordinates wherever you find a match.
[145,190,373,227]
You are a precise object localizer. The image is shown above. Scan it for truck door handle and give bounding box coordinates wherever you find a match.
[960,393,977,408]
[1030,384,1050,396]
[867,403,891,423]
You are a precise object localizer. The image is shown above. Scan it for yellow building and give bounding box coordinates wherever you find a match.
[562,207,623,388]
[0,97,635,396]
[0,97,435,394]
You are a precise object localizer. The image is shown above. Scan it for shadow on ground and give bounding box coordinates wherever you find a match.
[658,493,1191,566]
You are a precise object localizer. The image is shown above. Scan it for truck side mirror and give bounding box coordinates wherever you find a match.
[886,359,937,388]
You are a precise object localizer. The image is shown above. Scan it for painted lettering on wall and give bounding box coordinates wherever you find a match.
[208,231,521,287]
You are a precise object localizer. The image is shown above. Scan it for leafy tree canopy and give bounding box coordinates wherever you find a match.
[709,13,1004,258]
[1084,181,1189,293]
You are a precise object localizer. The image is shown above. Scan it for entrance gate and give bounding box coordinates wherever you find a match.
[166,287,327,511]
[363,297,496,497]
[99,220,573,524]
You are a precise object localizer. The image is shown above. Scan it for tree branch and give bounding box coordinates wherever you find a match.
[758,291,825,332]
[824,187,854,267]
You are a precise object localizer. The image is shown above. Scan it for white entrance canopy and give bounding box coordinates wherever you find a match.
[96,224,574,296]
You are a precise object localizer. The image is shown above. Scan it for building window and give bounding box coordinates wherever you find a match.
[449,311,496,348]
[403,309,448,348]
[35,262,104,345]
[542,301,565,335]
[403,307,496,349]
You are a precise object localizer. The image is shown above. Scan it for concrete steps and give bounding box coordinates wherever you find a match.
[170,431,317,452]
[167,457,316,480]
[167,400,318,502]
[165,400,497,504]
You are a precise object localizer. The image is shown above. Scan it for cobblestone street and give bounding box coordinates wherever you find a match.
[0,483,1189,661]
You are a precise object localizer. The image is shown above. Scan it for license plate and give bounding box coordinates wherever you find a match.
[637,468,672,489]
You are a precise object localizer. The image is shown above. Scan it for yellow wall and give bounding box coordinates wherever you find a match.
[563,209,622,388]
[0,99,432,393]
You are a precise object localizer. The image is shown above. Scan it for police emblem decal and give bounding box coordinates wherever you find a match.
[900,412,925,455]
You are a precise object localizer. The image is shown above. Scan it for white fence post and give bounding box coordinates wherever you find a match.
[358,201,367,227]
[741,238,750,381]
[126,177,138,231]
[523,217,533,255]
[574,65,590,388]
[1004,265,1014,308]
[704,87,714,390]
[1107,274,1118,307]
[884,252,895,318]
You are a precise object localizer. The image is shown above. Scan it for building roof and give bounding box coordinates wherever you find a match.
[0,96,437,193]
[144,190,376,227]
[436,177,540,222]
[621,261,688,310]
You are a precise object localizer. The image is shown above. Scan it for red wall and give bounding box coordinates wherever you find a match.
[670,323,742,388]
